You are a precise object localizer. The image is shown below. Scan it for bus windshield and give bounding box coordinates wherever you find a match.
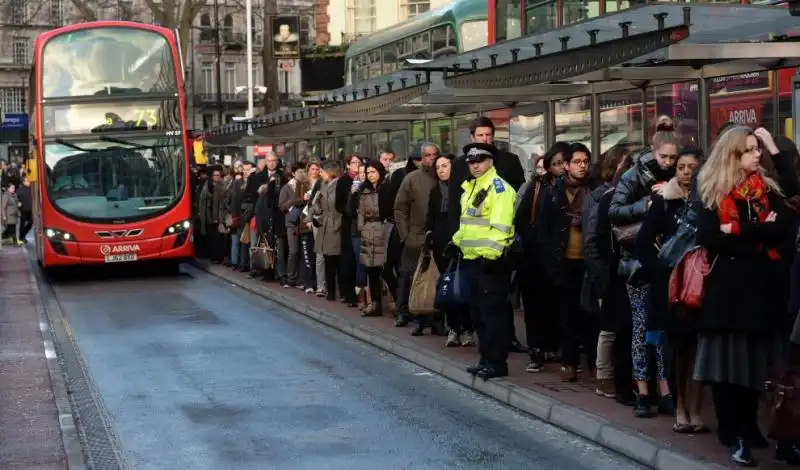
[41,27,177,98]
[43,136,185,222]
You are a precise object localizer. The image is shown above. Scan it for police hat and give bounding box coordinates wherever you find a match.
[463,143,497,163]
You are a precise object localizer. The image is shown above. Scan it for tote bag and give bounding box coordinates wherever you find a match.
[434,256,470,312]
[409,249,440,316]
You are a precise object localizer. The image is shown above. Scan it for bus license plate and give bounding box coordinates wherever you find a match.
[104,254,137,263]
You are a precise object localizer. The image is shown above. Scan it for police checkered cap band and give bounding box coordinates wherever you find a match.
[467,148,493,158]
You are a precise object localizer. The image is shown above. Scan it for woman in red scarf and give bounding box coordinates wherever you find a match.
[695,126,792,467]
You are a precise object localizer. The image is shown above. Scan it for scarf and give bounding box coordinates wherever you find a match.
[718,173,781,261]
[438,181,449,212]
[564,175,590,228]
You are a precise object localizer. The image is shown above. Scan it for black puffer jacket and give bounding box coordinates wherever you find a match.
[607,148,667,226]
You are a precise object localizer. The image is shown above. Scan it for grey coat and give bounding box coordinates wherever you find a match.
[314,180,342,256]
[1,192,19,225]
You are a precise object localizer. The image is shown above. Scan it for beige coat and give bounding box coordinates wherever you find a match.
[358,187,385,267]
[314,180,342,256]
[393,165,436,250]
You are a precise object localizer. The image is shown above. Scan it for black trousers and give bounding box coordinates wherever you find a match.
[520,264,560,354]
[434,252,472,333]
[205,224,223,262]
[557,259,596,368]
[711,382,761,445]
[324,254,340,301]
[366,266,383,313]
[338,233,357,304]
[382,223,402,303]
[396,246,421,317]
[463,259,512,367]
[18,210,32,241]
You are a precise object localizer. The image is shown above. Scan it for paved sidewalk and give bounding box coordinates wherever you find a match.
[0,248,68,470]
[195,260,785,470]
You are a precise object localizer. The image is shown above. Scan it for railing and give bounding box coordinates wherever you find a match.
[193,93,250,106]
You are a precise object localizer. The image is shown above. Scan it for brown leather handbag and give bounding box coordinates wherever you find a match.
[766,366,800,441]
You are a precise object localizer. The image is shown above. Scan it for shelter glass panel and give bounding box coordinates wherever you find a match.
[430,118,454,155]
[486,108,513,151]
[706,72,774,142]
[526,0,557,35]
[646,82,698,147]
[323,138,335,160]
[599,90,646,155]
[336,136,351,161]
[352,134,369,156]
[411,121,425,149]
[371,131,388,158]
[509,111,544,177]
[776,70,795,140]
[455,113,478,155]
[389,130,408,161]
[554,96,592,151]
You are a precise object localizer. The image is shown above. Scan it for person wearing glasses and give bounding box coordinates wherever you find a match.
[537,143,599,383]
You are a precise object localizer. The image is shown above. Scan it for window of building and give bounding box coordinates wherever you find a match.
[201,63,214,95]
[460,20,488,52]
[407,0,430,18]
[431,24,457,59]
[222,14,234,43]
[223,63,236,94]
[10,0,26,25]
[50,0,63,26]
[12,37,30,66]
[1,88,25,114]
[202,114,214,129]
[353,0,376,35]
[253,66,262,88]
[300,16,314,47]
[200,14,213,43]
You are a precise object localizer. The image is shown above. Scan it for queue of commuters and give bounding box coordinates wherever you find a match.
[195,116,800,467]
[0,160,34,246]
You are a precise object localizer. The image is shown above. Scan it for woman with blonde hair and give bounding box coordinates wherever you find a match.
[695,126,793,467]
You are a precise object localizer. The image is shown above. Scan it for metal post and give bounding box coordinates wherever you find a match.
[245,0,254,135]
[698,78,710,152]
[213,0,224,126]
[545,100,556,149]
[640,87,649,146]
[590,93,600,160]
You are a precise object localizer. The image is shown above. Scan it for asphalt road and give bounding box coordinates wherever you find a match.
[47,266,645,470]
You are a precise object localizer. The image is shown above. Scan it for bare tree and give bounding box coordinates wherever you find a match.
[67,0,207,57]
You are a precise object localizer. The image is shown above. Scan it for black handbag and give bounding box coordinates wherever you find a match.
[657,202,698,269]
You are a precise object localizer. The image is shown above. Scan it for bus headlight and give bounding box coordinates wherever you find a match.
[163,220,192,236]
[44,228,75,241]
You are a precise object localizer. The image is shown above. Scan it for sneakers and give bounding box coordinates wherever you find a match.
[595,378,616,398]
[526,349,545,372]
[304,287,314,294]
[460,331,475,346]
[446,330,460,347]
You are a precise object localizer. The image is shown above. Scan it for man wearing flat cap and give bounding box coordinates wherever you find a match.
[446,141,517,380]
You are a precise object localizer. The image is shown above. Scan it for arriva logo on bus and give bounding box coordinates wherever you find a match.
[100,244,141,255]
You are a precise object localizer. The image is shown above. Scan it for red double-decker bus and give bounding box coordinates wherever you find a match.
[27,21,194,271]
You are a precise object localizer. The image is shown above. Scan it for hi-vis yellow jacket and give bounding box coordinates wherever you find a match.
[452,166,517,260]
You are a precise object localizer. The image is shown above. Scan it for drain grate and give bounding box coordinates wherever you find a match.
[34,267,128,470]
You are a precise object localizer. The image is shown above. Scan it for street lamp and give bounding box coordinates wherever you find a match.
[245,0,254,123]
[233,85,267,136]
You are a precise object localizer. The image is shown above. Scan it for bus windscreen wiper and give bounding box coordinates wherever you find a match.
[55,138,94,152]
[99,136,174,150]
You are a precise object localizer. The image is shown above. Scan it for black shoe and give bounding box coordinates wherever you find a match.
[394,315,410,327]
[477,364,508,381]
[430,321,448,337]
[746,426,769,449]
[634,395,653,418]
[730,438,756,467]
[615,392,637,407]
[775,441,800,465]
[658,394,676,416]
[509,338,527,353]
[466,360,487,375]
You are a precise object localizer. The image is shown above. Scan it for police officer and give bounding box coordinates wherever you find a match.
[447,143,517,380]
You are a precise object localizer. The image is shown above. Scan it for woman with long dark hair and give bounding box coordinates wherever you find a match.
[357,160,388,316]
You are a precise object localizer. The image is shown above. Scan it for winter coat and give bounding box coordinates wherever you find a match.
[580,183,612,314]
[608,149,662,227]
[314,179,343,256]
[1,192,19,225]
[198,180,225,232]
[514,176,553,262]
[634,178,692,332]
[383,160,416,222]
[278,178,311,233]
[358,185,386,267]
[16,184,32,212]
[394,165,437,250]
[696,190,793,334]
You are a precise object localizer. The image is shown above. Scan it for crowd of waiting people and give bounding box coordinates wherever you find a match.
[0,160,33,246]
[194,116,800,467]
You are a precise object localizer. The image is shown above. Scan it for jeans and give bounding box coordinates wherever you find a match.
[299,232,316,289]
[351,237,367,288]
[230,229,242,266]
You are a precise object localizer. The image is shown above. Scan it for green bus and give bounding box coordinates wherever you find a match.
[344,0,488,86]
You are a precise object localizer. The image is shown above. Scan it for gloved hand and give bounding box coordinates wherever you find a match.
[443,242,461,259]
[645,330,664,346]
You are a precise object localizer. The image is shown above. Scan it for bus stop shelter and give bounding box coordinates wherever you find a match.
[204,2,800,164]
